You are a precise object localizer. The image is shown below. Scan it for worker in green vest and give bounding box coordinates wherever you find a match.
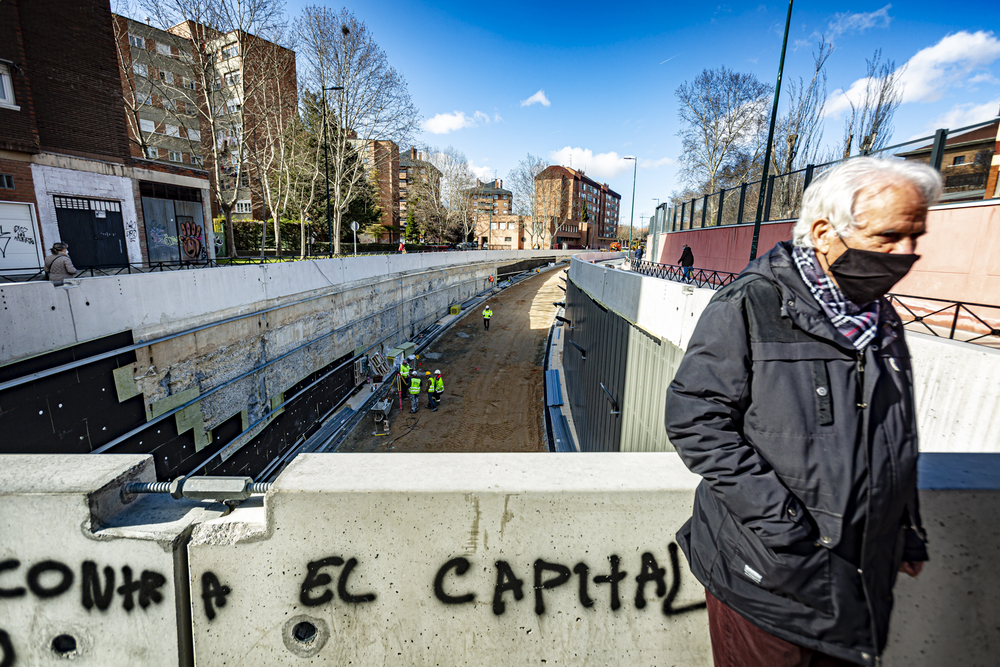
[425,371,437,411]
[400,358,411,380]
[483,304,493,330]
[408,373,421,413]
[432,370,444,410]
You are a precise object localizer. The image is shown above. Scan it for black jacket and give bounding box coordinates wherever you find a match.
[664,241,927,666]
[679,247,694,267]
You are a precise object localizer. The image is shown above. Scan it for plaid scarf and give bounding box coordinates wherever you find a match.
[792,245,880,350]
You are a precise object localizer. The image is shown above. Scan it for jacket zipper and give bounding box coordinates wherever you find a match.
[856,350,880,666]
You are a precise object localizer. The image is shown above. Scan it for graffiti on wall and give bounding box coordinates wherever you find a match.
[0,226,37,259]
[178,218,205,261]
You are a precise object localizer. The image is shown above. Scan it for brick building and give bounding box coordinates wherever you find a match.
[462,178,511,247]
[0,0,212,278]
[398,147,442,228]
[898,119,999,203]
[534,166,621,249]
[113,15,297,226]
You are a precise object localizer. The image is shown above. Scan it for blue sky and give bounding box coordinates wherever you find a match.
[288,1,1000,226]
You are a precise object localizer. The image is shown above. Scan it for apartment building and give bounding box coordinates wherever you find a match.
[534,166,621,249]
[898,119,999,203]
[114,14,297,224]
[472,213,526,250]
[466,178,512,217]
[0,0,212,277]
[398,147,442,220]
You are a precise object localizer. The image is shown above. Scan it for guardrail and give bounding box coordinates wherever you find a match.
[0,248,482,283]
[630,260,1000,349]
[630,259,739,290]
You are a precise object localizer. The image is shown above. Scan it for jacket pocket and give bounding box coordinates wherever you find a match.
[726,521,833,616]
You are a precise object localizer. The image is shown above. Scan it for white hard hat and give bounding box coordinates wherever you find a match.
[434,369,441,375]
[407,355,415,361]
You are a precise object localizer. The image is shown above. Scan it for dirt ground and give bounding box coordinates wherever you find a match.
[338,268,565,453]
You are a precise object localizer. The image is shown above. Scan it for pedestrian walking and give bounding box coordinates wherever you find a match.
[664,158,939,667]
[44,243,77,285]
[634,246,644,262]
[424,371,437,411]
[408,372,421,413]
[679,244,694,283]
[483,304,493,330]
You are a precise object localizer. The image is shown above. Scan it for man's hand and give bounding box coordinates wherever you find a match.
[899,561,924,577]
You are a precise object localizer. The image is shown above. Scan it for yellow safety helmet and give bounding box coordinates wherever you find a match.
[426,371,431,376]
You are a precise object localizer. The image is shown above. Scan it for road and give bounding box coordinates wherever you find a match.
[338,267,565,453]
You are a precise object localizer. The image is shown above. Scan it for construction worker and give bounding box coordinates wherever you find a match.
[425,371,437,411]
[432,370,444,408]
[399,356,411,380]
[408,372,421,413]
[483,304,493,330]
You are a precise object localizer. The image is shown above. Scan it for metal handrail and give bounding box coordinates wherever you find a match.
[630,259,739,290]
[0,248,487,283]
[627,263,1000,348]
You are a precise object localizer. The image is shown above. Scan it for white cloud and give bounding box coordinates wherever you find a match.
[824,30,1000,118]
[548,147,633,179]
[494,113,504,123]
[468,161,493,180]
[828,5,892,40]
[423,110,495,134]
[925,98,1000,132]
[639,157,676,169]
[520,90,551,107]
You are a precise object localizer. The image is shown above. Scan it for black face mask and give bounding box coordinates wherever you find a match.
[825,235,919,305]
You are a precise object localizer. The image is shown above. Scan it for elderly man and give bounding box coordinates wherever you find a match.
[664,158,940,667]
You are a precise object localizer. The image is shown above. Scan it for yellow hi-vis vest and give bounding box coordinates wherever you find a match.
[434,377,444,392]
[409,377,421,395]
[483,307,492,319]
[400,363,410,377]
[426,377,434,393]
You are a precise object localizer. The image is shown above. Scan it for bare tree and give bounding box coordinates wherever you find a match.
[675,67,772,196]
[506,153,548,247]
[140,0,289,257]
[423,147,476,242]
[296,6,420,254]
[842,49,904,157]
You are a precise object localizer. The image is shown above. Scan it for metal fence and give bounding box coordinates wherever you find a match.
[630,260,1000,349]
[0,248,466,284]
[650,118,998,238]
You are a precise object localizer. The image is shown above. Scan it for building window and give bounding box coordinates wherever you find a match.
[156,42,171,56]
[133,62,148,77]
[224,72,241,86]
[137,91,152,106]
[0,174,14,189]
[220,44,238,59]
[168,150,183,162]
[129,34,145,49]
[140,118,155,133]
[178,51,193,64]
[162,98,175,111]
[188,128,201,142]
[504,237,512,242]
[159,70,173,85]
[182,77,196,90]
[952,155,966,166]
[165,124,180,137]
[234,200,252,214]
[0,63,17,110]
[191,154,203,166]
[146,146,159,159]
[230,150,240,164]
[226,100,241,114]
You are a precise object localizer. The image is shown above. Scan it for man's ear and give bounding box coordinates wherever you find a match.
[810,219,832,254]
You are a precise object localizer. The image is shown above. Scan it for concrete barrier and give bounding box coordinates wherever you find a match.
[2,452,998,665]
[0,455,225,666]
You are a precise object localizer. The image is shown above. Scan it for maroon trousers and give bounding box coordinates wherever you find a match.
[705,591,860,667]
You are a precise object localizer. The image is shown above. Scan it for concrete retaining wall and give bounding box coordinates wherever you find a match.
[568,253,1000,454]
[2,453,997,665]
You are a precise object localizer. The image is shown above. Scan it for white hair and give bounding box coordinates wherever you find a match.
[792,158,943,248]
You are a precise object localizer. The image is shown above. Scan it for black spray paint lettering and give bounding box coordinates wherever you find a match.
[438,544,706,617]
[300,557,376,607]
[201,572,231,621]
[0,559,166,613]
[0,629,13,667]
[433,557,475,604]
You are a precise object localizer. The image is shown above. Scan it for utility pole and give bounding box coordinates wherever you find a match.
[749,0,793,261]
[623,156,637,255]
[321,85,344,258]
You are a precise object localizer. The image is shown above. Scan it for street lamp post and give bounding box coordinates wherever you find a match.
[749,0,794,260]
[623,156,637,256]
[321,85,344,258]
